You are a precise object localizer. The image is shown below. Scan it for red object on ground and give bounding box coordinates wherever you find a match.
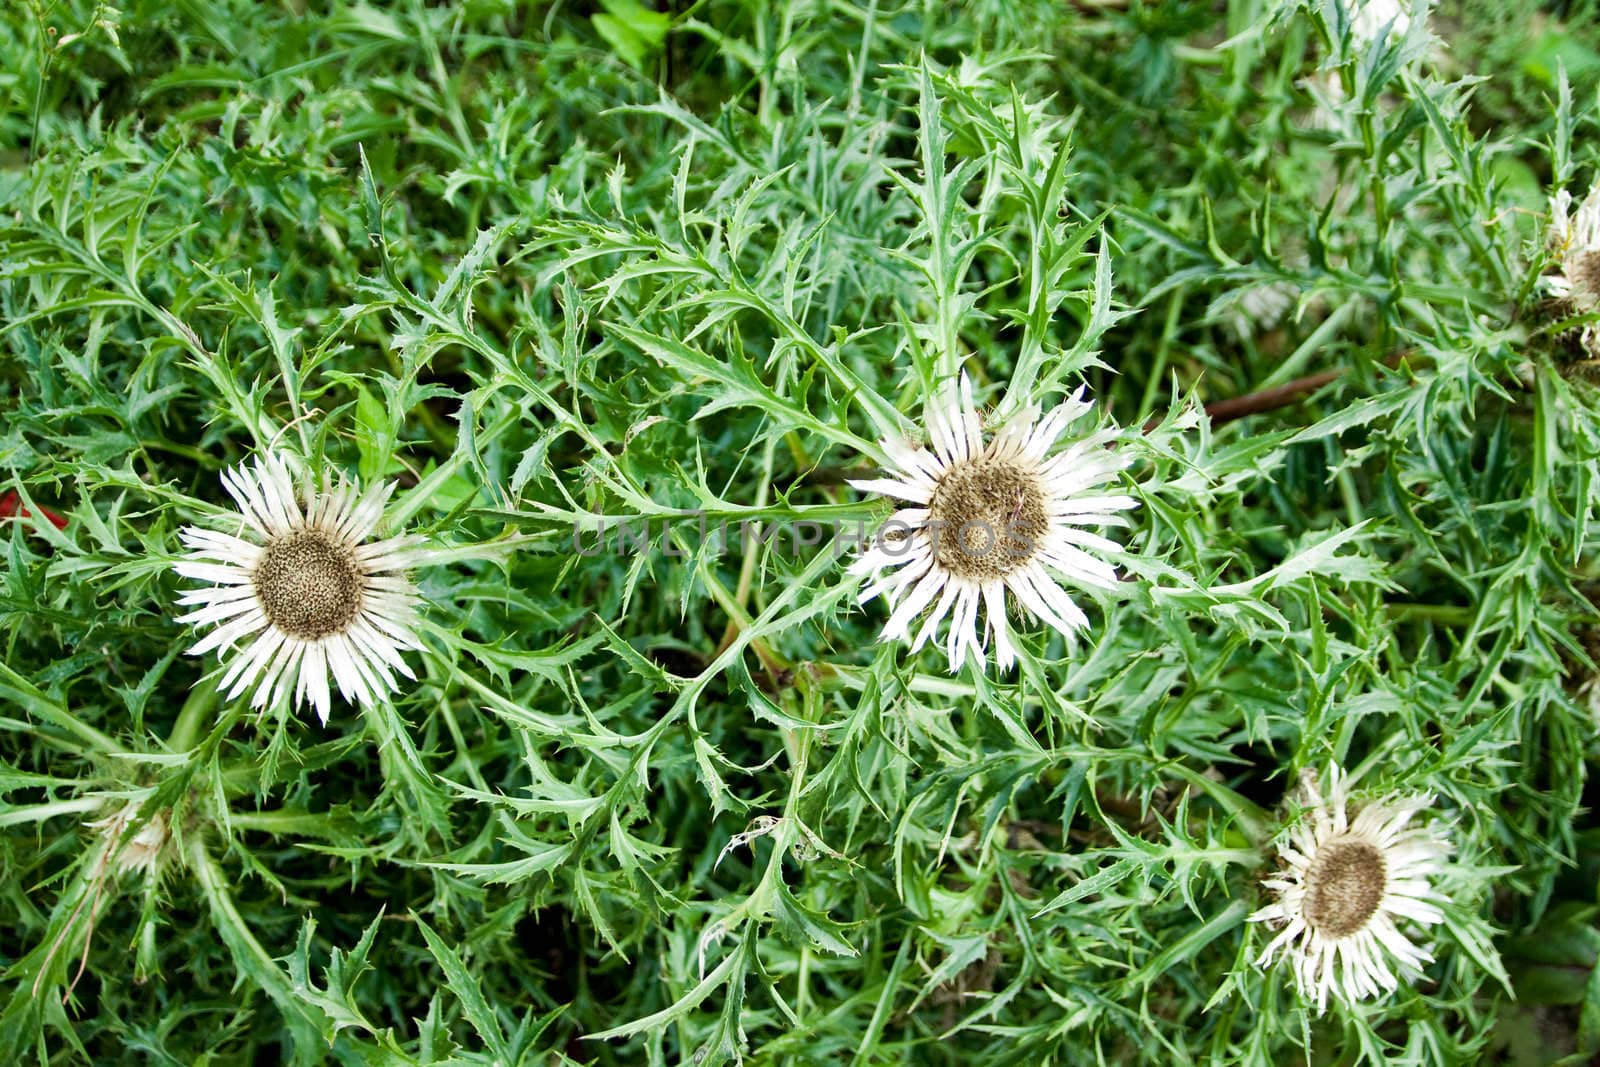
[0,490,69,530]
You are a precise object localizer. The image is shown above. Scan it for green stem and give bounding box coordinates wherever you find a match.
[479,498,884,533]
[0,661,120,755]
[1384,602,1474,626]
[166,674,220,752]
[1162,762,1271,843]
[0,796,104,829]
[186,833,320,1032]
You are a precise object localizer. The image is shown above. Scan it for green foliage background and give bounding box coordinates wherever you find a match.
[4,0,1600,1062]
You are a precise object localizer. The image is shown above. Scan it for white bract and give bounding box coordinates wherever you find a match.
[85,802,170,878]
[1548,185,1600,351]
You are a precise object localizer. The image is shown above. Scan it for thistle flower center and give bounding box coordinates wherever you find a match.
[926,458,1047,580]
[1302,838,1387,939]
[1575,250,1600,306]
[254,531,362,639]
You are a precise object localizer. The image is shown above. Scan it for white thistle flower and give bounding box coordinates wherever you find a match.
[848,374,1137,672]
[1250,765,1452,1014]
[1547,186,1600,349]
[174,452,432,725]
[1222,281,1299,340]
[85,803,170,879]
[1301,0,1431,133]
[1348,0,1414,45]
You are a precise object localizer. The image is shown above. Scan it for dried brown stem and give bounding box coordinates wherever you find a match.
[810,352,1418,481]
[1147,349,1417,432]
[1191,368,1344,427]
